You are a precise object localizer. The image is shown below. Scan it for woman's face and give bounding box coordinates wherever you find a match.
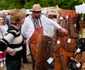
[0,17,4,25]
[20,16,26,24]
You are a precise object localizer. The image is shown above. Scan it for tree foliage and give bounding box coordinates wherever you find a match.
[0,0,85,10]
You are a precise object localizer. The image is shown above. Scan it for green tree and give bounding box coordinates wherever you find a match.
[0,0,85,10]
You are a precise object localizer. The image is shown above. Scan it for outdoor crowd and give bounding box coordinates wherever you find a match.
[1,3,84,70]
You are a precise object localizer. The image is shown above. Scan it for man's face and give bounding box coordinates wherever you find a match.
[32,11,41,19]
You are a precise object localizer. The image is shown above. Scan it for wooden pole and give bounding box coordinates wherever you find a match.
[81,13,84,21]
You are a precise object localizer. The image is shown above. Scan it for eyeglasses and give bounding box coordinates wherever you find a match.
[33,11,41,13]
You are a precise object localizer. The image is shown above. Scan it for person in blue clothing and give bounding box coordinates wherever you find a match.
[5,17,10,27]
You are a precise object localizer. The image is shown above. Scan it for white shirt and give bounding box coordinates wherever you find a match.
[0,24,8,38]
[21,15,62,40]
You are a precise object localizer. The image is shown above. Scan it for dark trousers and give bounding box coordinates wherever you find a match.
[6,60,21,70]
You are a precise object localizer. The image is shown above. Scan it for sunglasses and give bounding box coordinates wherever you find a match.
[33,11,41,13]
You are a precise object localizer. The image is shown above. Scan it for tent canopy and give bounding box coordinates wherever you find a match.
[75,3,85,14]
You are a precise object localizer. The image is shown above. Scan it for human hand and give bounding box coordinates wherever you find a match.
[24,40,29,44]
[60,28,68,35]
[9,49,16,56]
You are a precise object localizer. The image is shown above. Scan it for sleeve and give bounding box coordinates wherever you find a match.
[21,18,29,38]
[0,30,16,51]
[0,40,8,51]
[42,15,62,30]
[4,33,14,43]
[21,17,34,40]
[0,33,14,52]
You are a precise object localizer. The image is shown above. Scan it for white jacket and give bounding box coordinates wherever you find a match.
[21,15,61,40]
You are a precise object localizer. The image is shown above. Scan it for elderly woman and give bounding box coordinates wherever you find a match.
[0,9,26,70]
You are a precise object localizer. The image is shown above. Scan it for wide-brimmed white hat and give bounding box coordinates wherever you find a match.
[31,4,41,11]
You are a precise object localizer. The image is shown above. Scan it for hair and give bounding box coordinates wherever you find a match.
[0,13,6,25]
[0,13,5,18]
[10,9,26,25]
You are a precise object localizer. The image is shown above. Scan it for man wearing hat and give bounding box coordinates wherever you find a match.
[21,4,68,70]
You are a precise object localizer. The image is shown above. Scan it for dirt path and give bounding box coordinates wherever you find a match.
[0,55,54,70]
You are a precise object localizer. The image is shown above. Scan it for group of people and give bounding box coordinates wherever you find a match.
[0,12,8,67]
[0,3,68,70]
